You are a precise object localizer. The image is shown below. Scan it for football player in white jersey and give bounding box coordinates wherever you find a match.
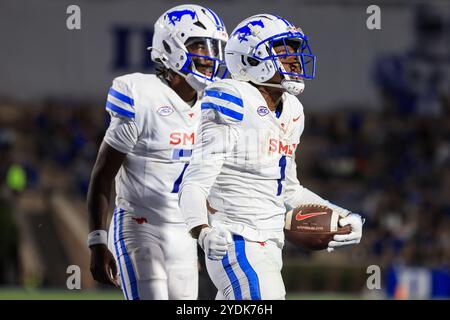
[179,14,364,300]
[86,4,228,300]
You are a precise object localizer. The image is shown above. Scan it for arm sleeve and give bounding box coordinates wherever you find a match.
[283,155,351,217]
[104,117,139,154]
[179,83,243,230]
[103,77,139,154]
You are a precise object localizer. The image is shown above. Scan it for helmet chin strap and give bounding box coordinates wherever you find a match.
[185,73,209,92]
[281,78,305,95]
[251,78,305,96]
[252,57,306,95]
[276,59,305,95]
[151,37,211,92]
[168,61,210,92]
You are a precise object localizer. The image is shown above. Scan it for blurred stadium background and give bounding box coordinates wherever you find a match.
[0,0,449,300]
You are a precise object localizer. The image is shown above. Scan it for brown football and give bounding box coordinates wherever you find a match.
[284,204,352,251]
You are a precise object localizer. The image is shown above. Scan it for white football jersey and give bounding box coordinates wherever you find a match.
[179,79,349,242]
[104,73,200,224]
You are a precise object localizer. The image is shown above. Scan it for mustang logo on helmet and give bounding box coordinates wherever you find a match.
[167,9,197,25]
[233,20,264,42]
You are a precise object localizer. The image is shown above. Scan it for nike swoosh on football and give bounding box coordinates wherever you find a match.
[293,116,301,122]
[295,211,328,221]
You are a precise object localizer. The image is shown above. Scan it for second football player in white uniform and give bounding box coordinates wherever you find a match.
[179,14,364,300]
[86,5,228,299]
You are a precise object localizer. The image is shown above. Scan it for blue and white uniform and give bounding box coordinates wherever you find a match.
[179,79,350,300]
[104,72,200,300]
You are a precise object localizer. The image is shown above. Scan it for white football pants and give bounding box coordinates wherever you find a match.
[205,234,286,300]
[108,207,198,300]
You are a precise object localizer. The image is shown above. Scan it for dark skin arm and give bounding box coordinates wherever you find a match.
[190,224,209,239]
[87,141,127,286]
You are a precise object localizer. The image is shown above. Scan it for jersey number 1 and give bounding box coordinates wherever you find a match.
[277,155,286,196]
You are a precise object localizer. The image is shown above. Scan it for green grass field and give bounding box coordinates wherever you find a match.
[0,288,362,300]
[0,289,124,300]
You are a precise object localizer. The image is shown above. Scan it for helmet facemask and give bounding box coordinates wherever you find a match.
[180,37,227,91]
[252,31,316,95]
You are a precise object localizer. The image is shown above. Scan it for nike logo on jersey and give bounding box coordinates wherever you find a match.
[293,116,301,122]
[295,211,328,221]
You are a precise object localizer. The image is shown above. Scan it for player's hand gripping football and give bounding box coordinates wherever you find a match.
[198,227,233,260]
[327,213,364,252]
[90,244,119,286]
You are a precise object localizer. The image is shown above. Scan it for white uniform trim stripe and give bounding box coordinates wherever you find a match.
[113,208,130,300]
[116,209,140,300]
[202,95,244,115]
[204,90,243,107]
[330,212,339,232]
[107,94,135,113]
[285,209,293,230]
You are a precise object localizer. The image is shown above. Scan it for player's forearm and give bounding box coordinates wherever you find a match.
[190,224,210,239]
[87,173,113,231]
[87,141,126,232]
[284,157,351,217]
[179,184,209,237]
[285,186,350,217]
